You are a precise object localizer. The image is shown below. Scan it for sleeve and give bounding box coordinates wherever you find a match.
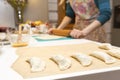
[66,2,75,19]
[96,0,112,25]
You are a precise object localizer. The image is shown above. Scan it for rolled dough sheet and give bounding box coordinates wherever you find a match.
[37,34,65,39]
[32,34,72,41]
[12,42,120,78]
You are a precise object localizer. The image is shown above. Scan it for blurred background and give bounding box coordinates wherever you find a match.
[0,0,120,46]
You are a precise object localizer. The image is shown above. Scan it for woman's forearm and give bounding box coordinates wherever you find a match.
[82,20,102,36]
[57,16,72,29]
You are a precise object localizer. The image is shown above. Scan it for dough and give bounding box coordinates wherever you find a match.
[90,51,116,64]
[71,53,92,67]
[37,34,65,40]
[107,49,120,59]
[26,57,46,72]
[50,55,72,71]
[98,43,112,50]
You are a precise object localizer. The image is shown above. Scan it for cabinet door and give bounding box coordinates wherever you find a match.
[58,0,74,30]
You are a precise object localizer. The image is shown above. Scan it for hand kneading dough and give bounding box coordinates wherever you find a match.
[71,53,92,66]
[50,55,72,71]
[26,57,46,72]
[90,51,116,64]
[99,43,112,50]
[107,49,120,59]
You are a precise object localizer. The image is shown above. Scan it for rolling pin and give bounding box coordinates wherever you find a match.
[52,29,71,37]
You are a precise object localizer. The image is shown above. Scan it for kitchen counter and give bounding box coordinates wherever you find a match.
[0,34,120,80]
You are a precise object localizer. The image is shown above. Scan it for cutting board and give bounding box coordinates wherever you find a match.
[12,42,120,78]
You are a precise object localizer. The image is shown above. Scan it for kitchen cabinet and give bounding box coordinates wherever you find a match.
[48,0,74,29]
[58,0,74,30]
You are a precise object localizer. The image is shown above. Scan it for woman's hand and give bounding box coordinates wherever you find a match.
[47,28,56,34]
[70,20,102,39]
[70,29,87,39]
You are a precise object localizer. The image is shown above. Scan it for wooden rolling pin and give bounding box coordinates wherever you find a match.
[52,29,71,37]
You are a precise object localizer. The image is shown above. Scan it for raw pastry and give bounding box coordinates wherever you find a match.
[90,51,116,64]
[71,53,92,66]
[98,43,112,50]
[50,55,72,71]
[107,49,120,59]
[26,57,46,72]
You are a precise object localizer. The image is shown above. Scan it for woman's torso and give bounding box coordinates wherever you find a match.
[69,0,106,42]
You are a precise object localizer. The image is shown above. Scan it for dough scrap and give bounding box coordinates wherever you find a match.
[50,55,72,71]
[98,43,112,50]
[90,51,116,64]
[107,49,120,59]
[26,57,46,72]
[71,53,92,67]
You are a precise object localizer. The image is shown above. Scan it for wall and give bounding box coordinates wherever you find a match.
[24,0,48,22]
[0,0,48,28]
[0,0,15,28]
[48,0,58,24]
[111,0,120,47]
[113,0,120,6]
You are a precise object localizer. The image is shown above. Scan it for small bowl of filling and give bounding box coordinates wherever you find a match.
[10,34,30,47]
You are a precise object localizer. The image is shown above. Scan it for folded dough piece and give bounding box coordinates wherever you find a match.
[71,53,92,67]
[50,55,72,71]
[98,43,112,50]
[26,57,46,72]
[90,51,116,64]
[107,49,120,59]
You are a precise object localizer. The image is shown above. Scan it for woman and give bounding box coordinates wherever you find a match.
[48,0,111,42]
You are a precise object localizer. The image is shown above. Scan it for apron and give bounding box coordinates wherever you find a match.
[69,0,106,42]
